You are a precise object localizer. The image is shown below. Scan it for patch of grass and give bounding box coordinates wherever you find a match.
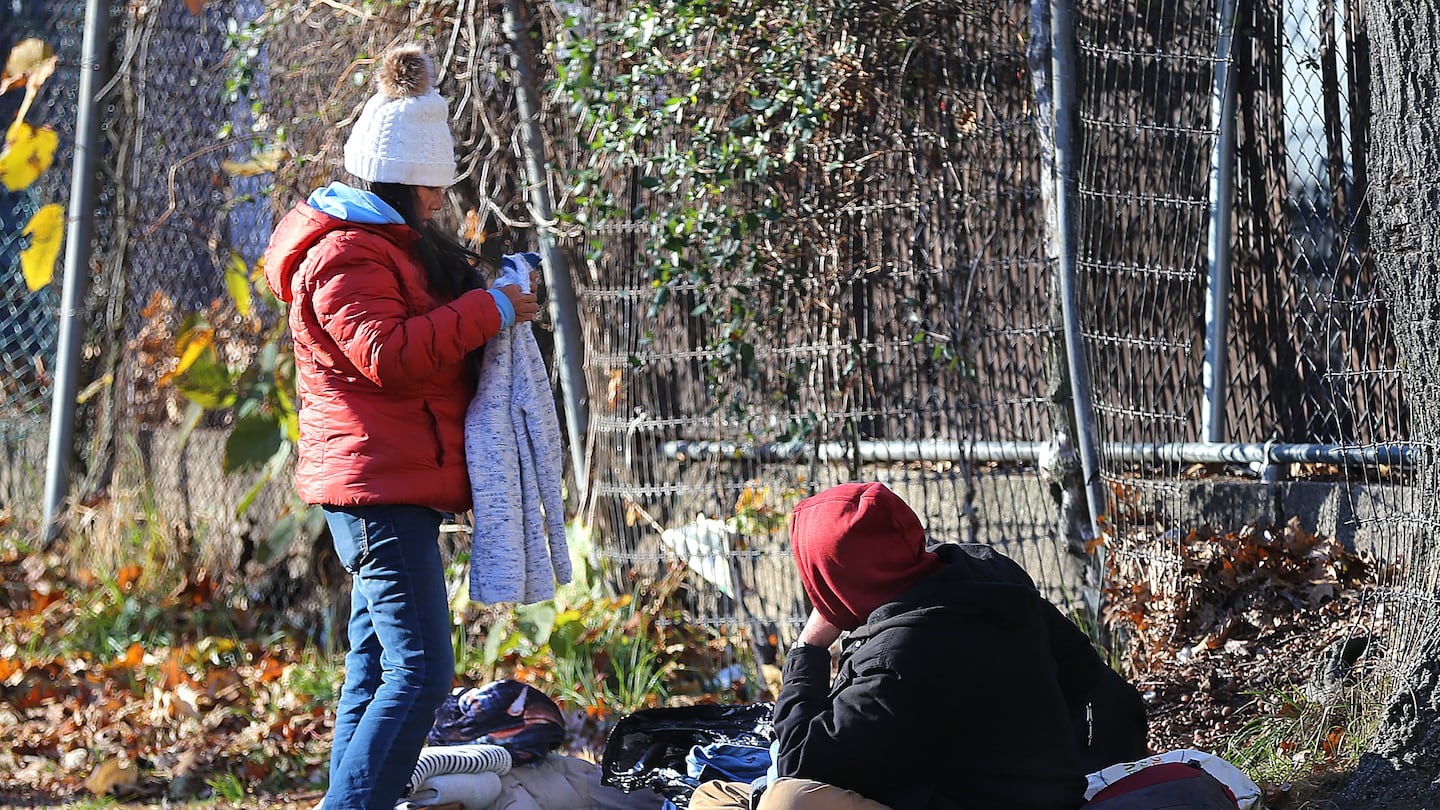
[460,564,687,719]
[1223,680,1383,787]
[52,797,120,810]
[283,644,343,707]
[62,575,170,660]
[1066,602,1128,674]
[207,771,249,803]
[547,592,674,715]
[65,437,186,585]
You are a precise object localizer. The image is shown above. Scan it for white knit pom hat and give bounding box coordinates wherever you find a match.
[343,46,456,187]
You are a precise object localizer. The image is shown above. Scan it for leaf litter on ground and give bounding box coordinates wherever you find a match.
[1104,516,1384,807]
[0,516,1382,807]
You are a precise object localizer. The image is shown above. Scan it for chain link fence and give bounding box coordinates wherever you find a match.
[0,0,1417,675]
[566,1,1074,643]
[0,0,288,552]
[0,1,90,519]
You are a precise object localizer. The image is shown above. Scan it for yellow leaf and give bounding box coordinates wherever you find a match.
[164,326,216,384]
[1,121,59,191]
[225,252,253,316]
[1,39,57,95]
[219,147,283,177]
[75,372,113,404]
[19,204,64,291]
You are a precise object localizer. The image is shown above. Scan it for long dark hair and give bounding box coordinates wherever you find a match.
[367,181,490,301]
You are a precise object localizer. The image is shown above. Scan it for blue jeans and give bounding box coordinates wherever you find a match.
[323,505,455,810]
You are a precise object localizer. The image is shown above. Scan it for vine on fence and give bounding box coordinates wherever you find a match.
[553,0,862,426]
[551,0,967,437]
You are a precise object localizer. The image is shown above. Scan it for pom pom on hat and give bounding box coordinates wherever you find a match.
[344,45,456,188]
[377,45,434,98]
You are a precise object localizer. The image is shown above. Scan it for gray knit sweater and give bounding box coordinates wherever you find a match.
[465,254,571,603]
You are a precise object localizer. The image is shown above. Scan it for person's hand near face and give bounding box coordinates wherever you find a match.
[798,608,842,649]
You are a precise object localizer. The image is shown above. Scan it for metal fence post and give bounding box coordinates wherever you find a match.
[1203,0,1240,442]
[42,0,109,540]
[1045,0,1107,542]
[1029,0,1090,560]
[501,0,591,507]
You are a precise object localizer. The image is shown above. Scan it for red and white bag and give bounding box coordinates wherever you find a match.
[1082,749,1261,810]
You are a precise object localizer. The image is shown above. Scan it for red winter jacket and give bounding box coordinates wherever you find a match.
[263,202,504,512]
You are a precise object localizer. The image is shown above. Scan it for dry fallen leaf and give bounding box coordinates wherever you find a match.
[606,368,624,411]
[84,757,139,796]
[462,208,483,242]
[113,643,144,670]
[1,38,57,95]
[256,654,289,683]
[116,565,143,592]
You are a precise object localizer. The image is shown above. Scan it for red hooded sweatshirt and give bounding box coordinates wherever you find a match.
[788,482,943,631]
[263,201,504,512]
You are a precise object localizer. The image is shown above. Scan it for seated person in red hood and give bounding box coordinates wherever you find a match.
[693,481,1146,810]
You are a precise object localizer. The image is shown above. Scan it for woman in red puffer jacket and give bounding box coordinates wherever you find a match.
[262,45,537,810]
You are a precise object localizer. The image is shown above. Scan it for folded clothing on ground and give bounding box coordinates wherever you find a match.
[410,744,514,789]
[402,772,504,810]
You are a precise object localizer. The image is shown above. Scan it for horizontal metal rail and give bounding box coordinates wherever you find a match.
[661,440,1419,469]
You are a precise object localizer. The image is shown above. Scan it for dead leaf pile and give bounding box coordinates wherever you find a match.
[0,548,331,804]
[1104,517,1376,671]
[1102,517,1383,799]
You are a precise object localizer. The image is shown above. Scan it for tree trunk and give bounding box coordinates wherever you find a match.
[1339,1,1440,806]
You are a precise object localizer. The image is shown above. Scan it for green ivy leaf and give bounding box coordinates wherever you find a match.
[224,411,283,474]
[258,510,297,564]
[175,351,235,410]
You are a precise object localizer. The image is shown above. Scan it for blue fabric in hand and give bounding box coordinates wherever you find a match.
[486,251,542,330]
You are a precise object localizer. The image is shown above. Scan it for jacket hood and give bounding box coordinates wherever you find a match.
[307,181,405,225]
[788,482,943,631]
[843,543,1048,650]
[263,196,416,304]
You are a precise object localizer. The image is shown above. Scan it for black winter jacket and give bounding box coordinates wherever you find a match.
[773,543,1146,810]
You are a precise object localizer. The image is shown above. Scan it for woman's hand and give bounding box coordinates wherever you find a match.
[798,608,842,649]
[499,283,540,324]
